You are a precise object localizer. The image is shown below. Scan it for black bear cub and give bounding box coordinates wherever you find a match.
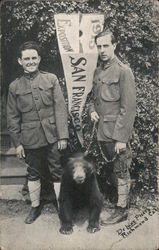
[59,152,103,235]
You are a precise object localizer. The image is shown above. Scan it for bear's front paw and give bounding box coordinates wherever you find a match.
[59,226,73,235]
[87,225,100,233]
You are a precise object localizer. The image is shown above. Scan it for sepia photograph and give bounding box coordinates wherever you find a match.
[0,0,159,249]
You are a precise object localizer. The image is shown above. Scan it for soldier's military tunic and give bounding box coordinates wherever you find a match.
[89,56,136,207]
[7,70,69,181]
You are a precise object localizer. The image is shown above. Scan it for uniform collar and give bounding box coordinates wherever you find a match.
[101,56,117,70]
[23,70,40,79]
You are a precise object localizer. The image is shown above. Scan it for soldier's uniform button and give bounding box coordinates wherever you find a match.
[34,96,38,100]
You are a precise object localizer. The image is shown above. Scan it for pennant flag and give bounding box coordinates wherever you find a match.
[55,14,104,145]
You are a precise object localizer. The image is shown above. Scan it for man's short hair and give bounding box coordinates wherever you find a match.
[18,41,41,58]
[95,29,117,44]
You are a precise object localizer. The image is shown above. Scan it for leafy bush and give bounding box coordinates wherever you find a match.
[1,0,159,201]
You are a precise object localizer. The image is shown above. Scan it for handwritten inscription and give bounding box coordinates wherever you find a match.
[116,208,157,239]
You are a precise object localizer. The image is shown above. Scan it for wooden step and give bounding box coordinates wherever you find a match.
[1,133,27,185]
[1,131,11,151]
[0,176,27,185]
[0,147,17,156]
[1,154,27,185]
[0,185,24,200]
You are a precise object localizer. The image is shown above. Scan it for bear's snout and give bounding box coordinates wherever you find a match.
[73,164,86,184]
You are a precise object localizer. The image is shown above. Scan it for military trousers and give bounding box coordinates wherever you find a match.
[100,141,132,208]
[24,142,62,182]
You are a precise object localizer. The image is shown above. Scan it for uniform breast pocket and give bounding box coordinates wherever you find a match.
[100,80,120,102]
[16,89,33,113]
[39,86,53,106]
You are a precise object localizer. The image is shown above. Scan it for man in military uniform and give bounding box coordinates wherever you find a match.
[7,41,69,224]
[89,30,136,224]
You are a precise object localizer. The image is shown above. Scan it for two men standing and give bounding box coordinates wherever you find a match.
[7,41,69,223]
[7,29,136,225]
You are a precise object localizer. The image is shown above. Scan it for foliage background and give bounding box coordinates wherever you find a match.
[1,0,159,204]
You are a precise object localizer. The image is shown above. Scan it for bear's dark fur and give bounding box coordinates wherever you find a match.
[59,152,103,234]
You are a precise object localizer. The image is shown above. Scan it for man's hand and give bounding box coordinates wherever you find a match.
[115,142,126,154]
[58,139,67,151]
[16,145,25,159]
[91,111,99,122]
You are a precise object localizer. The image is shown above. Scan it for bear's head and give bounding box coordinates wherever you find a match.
[67,153,94,184]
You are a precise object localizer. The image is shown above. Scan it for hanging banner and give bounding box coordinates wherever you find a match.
[55,14,104,145]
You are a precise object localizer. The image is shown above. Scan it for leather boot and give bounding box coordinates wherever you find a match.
[101,207,128,225]
[25,206,41,224]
